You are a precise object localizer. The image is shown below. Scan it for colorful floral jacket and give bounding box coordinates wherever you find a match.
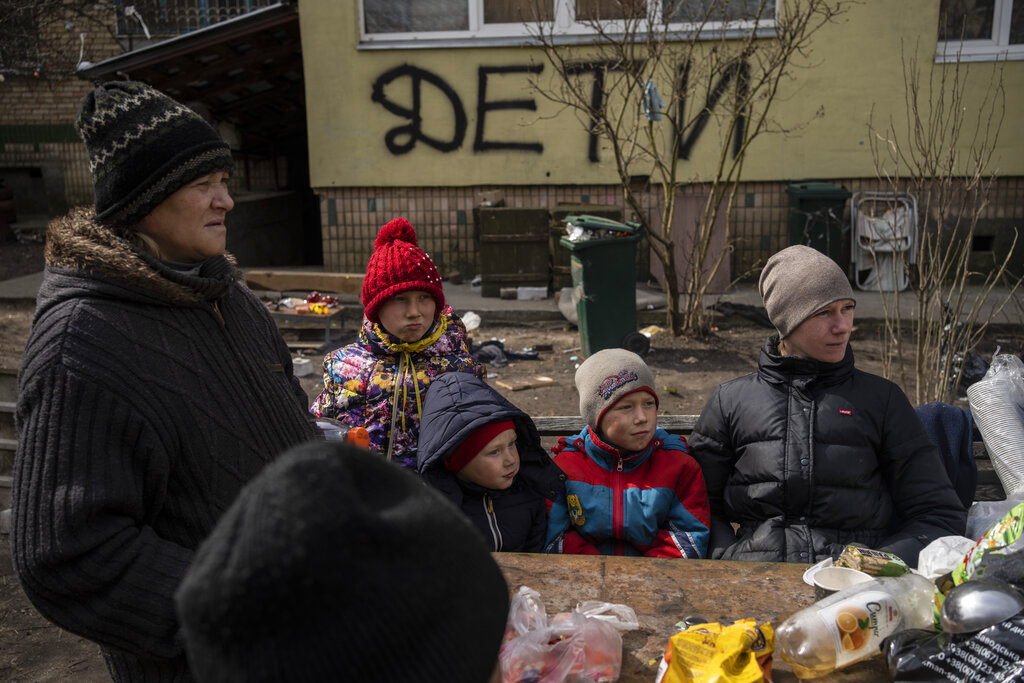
[545,426,711,558]
[309,305,483,469]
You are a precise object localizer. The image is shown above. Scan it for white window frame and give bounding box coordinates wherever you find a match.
[357,0,778,50]
[936,0,1024,62]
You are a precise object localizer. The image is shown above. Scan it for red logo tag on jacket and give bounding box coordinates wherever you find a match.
[839,409,852,416]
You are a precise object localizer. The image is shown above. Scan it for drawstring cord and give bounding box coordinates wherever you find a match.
[396,351,424,433]
[377,317,448,461]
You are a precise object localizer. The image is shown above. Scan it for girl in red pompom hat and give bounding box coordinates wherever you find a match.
[310,218,484,469]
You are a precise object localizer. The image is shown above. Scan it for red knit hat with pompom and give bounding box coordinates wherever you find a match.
[361,218,445,324]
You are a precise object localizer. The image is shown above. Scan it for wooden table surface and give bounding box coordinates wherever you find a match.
[494,553,888,682]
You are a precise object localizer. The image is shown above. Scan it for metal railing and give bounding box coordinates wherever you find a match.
[115,0,278,38]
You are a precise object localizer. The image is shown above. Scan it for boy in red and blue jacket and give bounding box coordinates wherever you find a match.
[545,349,710,558]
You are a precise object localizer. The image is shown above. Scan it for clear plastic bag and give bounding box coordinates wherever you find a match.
[499,586,638,683]
[967,354,1024,497]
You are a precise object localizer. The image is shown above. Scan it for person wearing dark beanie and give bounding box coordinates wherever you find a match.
[418,373,566,552]
[78,80,234,233]
[176,440,510,683]
[311,218,483,469]
[11,81,316,682]
[690,245,966,566]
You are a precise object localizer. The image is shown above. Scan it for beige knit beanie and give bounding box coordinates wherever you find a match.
[758,245,855,338]
[575,348,658,430]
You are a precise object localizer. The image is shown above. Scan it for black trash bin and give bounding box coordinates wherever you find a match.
[786,181,851,267]
[559,215,649,357]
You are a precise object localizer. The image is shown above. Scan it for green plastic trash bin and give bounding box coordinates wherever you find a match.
[786,181,851,266]
[559,215,649,357]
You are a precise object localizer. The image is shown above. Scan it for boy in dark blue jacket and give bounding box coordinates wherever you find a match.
[418,372,565,552]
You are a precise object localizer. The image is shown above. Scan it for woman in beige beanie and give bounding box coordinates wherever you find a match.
[689,245,966,567]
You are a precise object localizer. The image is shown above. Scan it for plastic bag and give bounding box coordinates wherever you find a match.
[499,586,637,683]
[885,615,1024,681]
[916,536,977,580]
[504,586,548,642]
[967,354,1024,497]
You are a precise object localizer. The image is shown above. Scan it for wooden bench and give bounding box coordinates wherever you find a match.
[533,414,697,437]
[532,415,1002,502]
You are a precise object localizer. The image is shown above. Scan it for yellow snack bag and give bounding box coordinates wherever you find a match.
[655,618,774,683]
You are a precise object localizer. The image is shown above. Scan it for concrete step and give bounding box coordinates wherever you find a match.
[0,474,10,512]
[0,400,14,440]
[0,437,14,479]
[0,366,15,403]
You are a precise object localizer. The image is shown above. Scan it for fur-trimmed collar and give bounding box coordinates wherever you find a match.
[44,206,239,305]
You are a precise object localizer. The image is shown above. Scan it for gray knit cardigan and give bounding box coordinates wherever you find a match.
[11,208,317,682]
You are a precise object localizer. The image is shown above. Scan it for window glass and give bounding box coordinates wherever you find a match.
[938,0,995,40]
[0,4,40,71]
[577,0,647,21]
[1011,0,1024,43]
[364,0,468,33]
[484,0,554,22]
[663,0,775,24]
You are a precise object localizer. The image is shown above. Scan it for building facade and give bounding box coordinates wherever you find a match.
[301,0,1024,286]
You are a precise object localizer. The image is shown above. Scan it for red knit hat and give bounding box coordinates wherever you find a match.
[361,218,445,324]
[444,420,516,473]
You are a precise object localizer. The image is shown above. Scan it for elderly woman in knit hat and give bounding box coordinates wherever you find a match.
[11,81,316,682]
[310,218,483,469]
[689,245,966,567]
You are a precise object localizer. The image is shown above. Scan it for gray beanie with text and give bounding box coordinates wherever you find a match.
[575,348,658,430]
[758,245,855,338]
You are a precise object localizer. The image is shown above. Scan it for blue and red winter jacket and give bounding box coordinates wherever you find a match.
[545,426,710,558]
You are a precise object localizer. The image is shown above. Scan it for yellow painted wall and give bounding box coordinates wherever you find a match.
[301,0,1024,188]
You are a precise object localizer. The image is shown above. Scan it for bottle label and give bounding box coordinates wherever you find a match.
[816,591,902,668]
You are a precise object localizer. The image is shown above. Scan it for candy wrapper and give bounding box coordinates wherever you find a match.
[499,586,638,683]
[952,501,1024,587]
[835,545,910,577]
[928,501,1024,626]
[654,618,775,683]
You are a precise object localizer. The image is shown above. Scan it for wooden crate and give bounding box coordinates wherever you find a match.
[476,208,550,298]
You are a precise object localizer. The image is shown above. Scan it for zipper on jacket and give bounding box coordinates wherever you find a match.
[483,494,503,551]
[613,456,624,554]
[210,300,225,325]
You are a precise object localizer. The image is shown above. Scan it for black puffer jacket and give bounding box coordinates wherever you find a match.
[418,373,565,552]
[689,336,967,567]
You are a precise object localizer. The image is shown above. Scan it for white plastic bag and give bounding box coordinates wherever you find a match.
[499,586,638,683]
[916,535,977,579]
[967,354,1024,497]
[461,310,481,332]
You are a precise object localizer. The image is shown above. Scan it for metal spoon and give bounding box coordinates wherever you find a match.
[940,577,1024,633]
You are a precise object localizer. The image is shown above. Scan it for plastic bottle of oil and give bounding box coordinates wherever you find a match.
[775,573,936,679]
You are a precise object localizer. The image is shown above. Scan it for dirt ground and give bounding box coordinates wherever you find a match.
[0,236,1021,681]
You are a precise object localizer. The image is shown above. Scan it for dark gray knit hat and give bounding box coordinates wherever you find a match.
[175,441,509,683]
[75,81,233,230]
[758,245,855,338]
[575,348,658,430]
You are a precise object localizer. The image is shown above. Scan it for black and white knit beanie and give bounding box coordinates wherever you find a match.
[175,440,509,683]
[75,81,233,231]
[575,348,659,431]
[758,245,856,338]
